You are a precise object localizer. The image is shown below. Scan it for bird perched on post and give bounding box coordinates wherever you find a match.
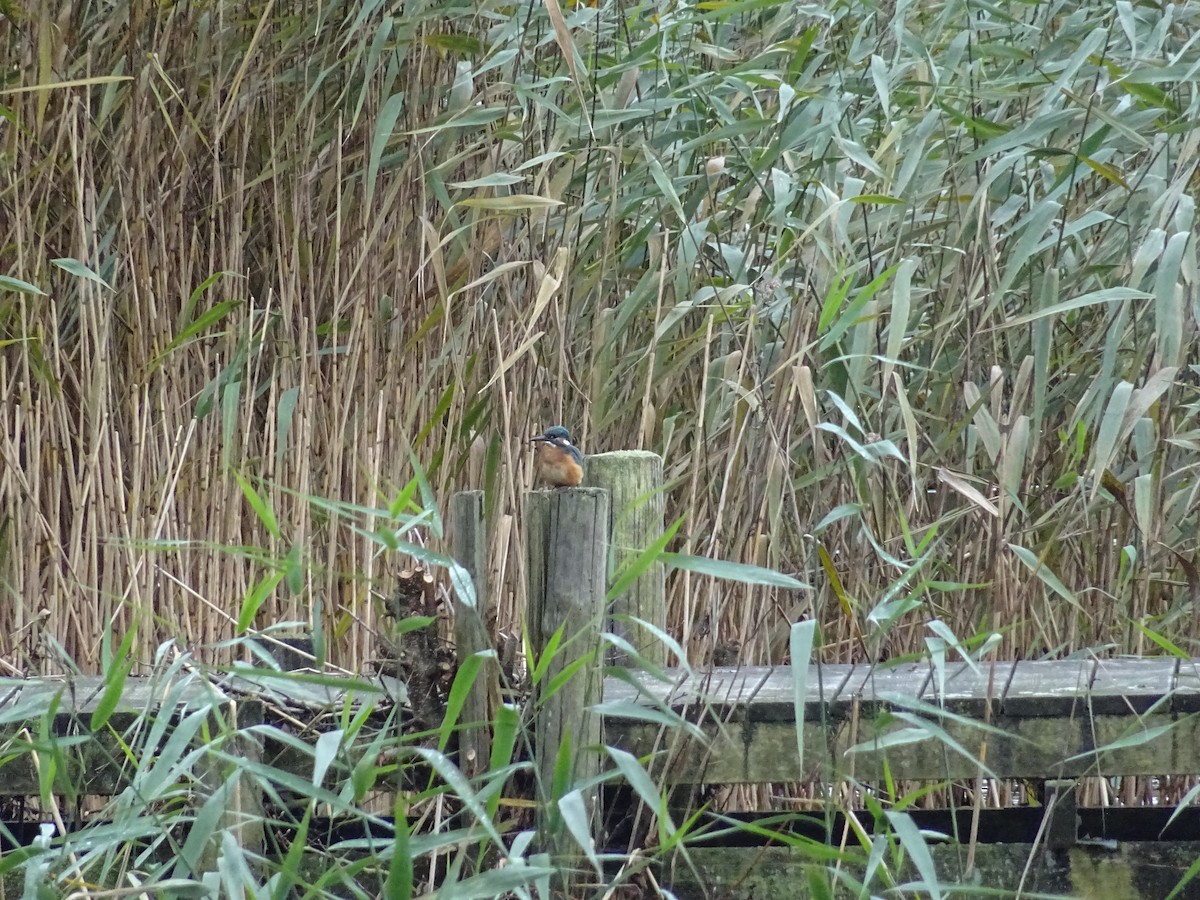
[531,425,584,488]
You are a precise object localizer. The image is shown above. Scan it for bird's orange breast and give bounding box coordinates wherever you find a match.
[535,443,584,486]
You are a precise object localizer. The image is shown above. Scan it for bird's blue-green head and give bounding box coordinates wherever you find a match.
[534,425,572,443]
[531,425,583,464]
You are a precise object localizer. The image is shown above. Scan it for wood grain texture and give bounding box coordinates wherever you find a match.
[603,658,1194,783]
[526,486,609,856]
[451,490,496,778]
[585,451,667,667]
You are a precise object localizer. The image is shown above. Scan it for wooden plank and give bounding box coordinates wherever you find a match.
[222,669,398,711]
[603,665,856,722]
[1173,659,1200,713]
[608,719,834,785]
[1001,658,1094,716]
[0,676,234,796]
[615,709,1200,784]
[922,661,1016,715]
[1083,713,1200,776]
[0,675,226,717]
[604,661,1200,784]
[605,666,853,785]
[0,653,1192,805]
[835,660,931,715]
[605,658,1170,720]
[664,841,1200,899]
[1088,657,1177,715]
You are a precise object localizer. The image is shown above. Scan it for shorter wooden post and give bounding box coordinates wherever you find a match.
[450,490,496,779]
[196,695,265,874]
[526,487,609,870]
[1043,778,1078,850]
[585,451,667,667]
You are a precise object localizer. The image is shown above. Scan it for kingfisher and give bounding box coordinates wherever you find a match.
[531,425,584,488]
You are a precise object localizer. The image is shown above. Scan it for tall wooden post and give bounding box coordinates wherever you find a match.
[585,451,667,667]
[526,487,609,871]
[450,491,496,779]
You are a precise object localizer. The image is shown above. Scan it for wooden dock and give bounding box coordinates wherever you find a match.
[2,469,1196,895]
[0,657,1198,896]
[601,656,1200,898]
[604,656,1200,782]
[6,656,1192,797]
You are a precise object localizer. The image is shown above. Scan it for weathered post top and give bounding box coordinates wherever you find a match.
[584,450,667,668]
[525,486,609,885]
[525,487,610,656]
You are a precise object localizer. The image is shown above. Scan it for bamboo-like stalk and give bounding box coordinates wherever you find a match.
[0,0,1192,698]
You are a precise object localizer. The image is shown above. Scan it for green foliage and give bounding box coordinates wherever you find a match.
[4,0,1199,685]
[5,0,1200,894]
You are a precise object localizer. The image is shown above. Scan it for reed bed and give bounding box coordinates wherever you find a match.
[1,0,1198,679]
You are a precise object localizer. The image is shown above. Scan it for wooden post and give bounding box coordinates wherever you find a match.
[585,451,667,668]
[526,487,609,869]
[1043,779,1078,850]
[450,491,496,779]
[196,696,264,874]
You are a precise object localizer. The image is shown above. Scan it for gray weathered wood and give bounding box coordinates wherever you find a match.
[603,659,1196,784]
[603,664,855,721]
[923,660,1017,714]
[198,697,265,869]
[1001,658,1093,716]
[1043,778,1078,849]
[1175,658,1200,711]
[526,487,609,865]
[665,841,1200,899]
[0,658,1193,801]
[1088,656,1176,714]
[584,451,667,667]
[841,660,931,714]
[0,675,221,716]
[451,490,496,778]
[0,676,239,796]
[611,709,1200,783]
